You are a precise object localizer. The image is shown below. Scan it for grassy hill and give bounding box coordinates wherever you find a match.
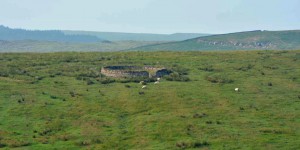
[0,50,299,149]
[0,40,165,52]
[133,30,300,51]
[0,25,209,52]
[63,31,210,41]
[0,25,102,43]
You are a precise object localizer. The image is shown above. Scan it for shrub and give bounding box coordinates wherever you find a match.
[193,141,209,148]
[69,91,76,97]
[50,95,58,99]
[176,141,209,149]
[193,113,207,118]
[39,128,52,136]
[100,78,115,84]
[237,64,254,71]
[199,65,214,72]
[165,72,190,82]
[92,138,102,144]
[171,65,189,75]
[259,128,285,134]
[57,134,71,141]
[206,74,233,84]
[206,121,213,124]
[176,142,189,149]
[0,72,9,77]
[75,139,92,146]
[263,65,278,70]
[86,79,95,85]
[143,78,157,83]
[35,76,44,81]
[119,79,131,83]
[0,142,6,148]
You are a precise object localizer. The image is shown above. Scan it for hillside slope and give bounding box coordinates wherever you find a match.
[0,25,103,43]
[0,40,165,52]
[133,30,300,51]
[63,30,210,41]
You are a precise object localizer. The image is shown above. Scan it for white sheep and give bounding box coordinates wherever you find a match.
[154,81,159,84]
[235,88,239,92]
[139,81,144,84]
[157,78,161,81]
[142,85,147,89]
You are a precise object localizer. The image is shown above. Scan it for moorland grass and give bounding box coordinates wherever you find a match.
[0,50,299,149]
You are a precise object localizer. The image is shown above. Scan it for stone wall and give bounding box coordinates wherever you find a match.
[155,69,172,77]
[101,66,149,78]
[101,66,170,78]
[144,66,164,71]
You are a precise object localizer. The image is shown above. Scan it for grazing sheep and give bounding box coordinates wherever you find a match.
[142,85,147,89]
[235,88,239,92]
[157,78,161,81]
[139,81,144,84]
[154,81,159,84]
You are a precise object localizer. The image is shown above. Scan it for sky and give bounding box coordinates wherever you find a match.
[0,0,299,34]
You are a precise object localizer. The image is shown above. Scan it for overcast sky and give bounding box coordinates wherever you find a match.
[0,0,299,34]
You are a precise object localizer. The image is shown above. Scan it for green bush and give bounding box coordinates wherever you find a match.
[50,95,58,99]
[69,91,76,97]
[171,65,189,75]
[165,72,190,82]
[237,64,255,71]
[100,78,115,84]
[0,142,6,148]
[86,79,95,85]
[176,141,209,149]
[199,64,214,72]
[205,74,233,83]
[0,72,9,77]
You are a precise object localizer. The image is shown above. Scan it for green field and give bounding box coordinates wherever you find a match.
[0,50,299,149]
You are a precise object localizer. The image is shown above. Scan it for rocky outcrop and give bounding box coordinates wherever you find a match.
[197,39,275,49]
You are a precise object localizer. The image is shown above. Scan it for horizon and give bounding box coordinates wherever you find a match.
[1,0,299,34]
[1,24,299,35]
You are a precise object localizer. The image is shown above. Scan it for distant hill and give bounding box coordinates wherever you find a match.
[2,25,299,52]
[63,30,210,41]
[0,25,103,43]
[133,30,300,51]
[0,40,165,52]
